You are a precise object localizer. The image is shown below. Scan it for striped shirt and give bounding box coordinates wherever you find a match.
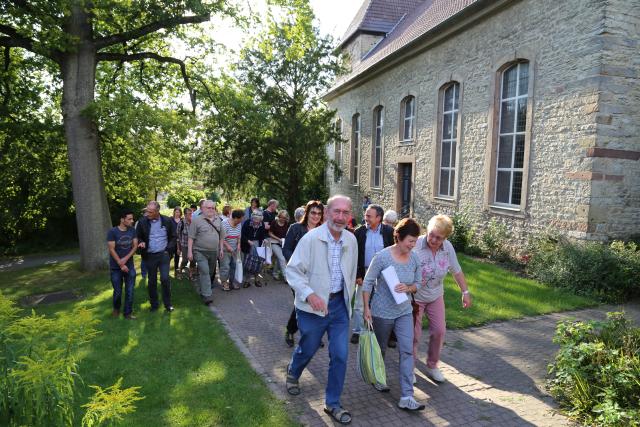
[327,228,344,293]
[222,219,242,252]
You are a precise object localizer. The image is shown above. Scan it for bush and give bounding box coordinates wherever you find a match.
[548,312,640,426]
[449,208,475,253]
[480,218,511,261]
[0,293,143,426]
[527,236,640,303]
[166,187,205,209]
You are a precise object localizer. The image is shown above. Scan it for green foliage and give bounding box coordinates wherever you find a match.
[199,0,343,212]
[449,208,479,255]
[548,312,640,426]
[0,292,141,426]
[82,378,144,427]
[480,218,511,261]
[527,236,640,303]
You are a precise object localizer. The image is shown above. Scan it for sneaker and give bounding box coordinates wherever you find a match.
[232,282,241,290]
[285,332,294,347]
[398,396,425,411]
[425,367,445,383]
[124,314,137,320]
[373,382,390,392]
[412,373,417,384]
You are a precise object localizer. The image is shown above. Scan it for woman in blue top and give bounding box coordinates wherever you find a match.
[362,218,424,411]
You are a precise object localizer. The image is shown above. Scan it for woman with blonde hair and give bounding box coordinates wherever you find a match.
[413,214,471,383]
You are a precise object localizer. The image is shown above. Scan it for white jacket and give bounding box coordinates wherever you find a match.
[286,223,358,317]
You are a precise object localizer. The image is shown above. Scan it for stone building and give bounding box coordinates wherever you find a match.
[324,0,639,244]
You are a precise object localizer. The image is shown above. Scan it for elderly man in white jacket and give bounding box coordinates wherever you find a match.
[285,195,358,425]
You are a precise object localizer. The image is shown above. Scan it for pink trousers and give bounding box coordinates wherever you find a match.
[412,296,446,368]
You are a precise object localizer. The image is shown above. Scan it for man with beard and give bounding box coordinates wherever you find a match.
[285,195,357,425]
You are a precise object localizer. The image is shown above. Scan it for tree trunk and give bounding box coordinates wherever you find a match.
[61,5,111,271]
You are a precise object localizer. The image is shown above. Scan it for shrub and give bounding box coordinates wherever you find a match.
[449,208,475,253]
[166,187,205,209]
[0,293,143,426]
[548,312,640,426]
[527,236,640,303]
[480,218,511,261]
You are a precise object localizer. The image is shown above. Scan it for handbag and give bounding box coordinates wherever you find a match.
[243,246,264,274]
[356,320,387,386]
[234,251,243,283]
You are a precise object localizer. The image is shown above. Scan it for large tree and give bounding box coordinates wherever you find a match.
[0,1,234,270]
[198,0,343,211]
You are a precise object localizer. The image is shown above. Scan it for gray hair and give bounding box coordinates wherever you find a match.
[267,199,278,207]
[294,207,305,222]
[383,209,398,225]
[366,204,384,219]
[326,194,352,211]
[147,200,160,211]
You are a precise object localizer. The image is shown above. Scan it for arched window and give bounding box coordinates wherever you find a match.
[333,118,343,183]
[351,113,361,185]
[372,106,383,188]
[400,95,416,142]
[437,83,460,197]
[494,61,529,206]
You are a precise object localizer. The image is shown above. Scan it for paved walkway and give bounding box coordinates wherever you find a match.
[0,253,80,272]
[210,277,640,427]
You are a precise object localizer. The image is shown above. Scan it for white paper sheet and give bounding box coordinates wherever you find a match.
[381,265,408,304]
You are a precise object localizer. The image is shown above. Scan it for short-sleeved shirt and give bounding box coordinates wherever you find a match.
[107,226,136,269]
[413,237,462,303]
[189,216,224,252]
[222,219,242,252]
[363,247,422,319]
[269,220,289,240]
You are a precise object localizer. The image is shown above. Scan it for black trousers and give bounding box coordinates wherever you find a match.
[286,289,298,334]
[145,251,172,310]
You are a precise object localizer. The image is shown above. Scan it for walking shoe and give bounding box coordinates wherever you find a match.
[425,367,445,383]
[242,282,250,288]
[203,299,213,306]
[124,314,137,320]
[222,281,231,291]
[165,305,175,313]
[387,338,397,348]
[285,331,294,347]
[350,333,360,344]
[398,396,425,411]
[373,382,390,392]
[232,282,241,290]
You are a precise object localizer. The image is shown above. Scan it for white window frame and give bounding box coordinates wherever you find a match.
[372,106,383,188]
[400,95,415,142]
[351,113,361,185]
[438,83,459,198]
[334,118,343,183]
[494,62,528,207]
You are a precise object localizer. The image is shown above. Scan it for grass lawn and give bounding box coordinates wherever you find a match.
[441,254,597,329]
[0,261,297,427]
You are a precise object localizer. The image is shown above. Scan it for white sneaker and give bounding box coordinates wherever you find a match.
[373,382,390,392]
[425,367,445,382]
[398,396,425,411]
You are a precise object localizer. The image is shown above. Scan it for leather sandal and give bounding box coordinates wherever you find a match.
[286,373,300,396]
[324,406,352,424]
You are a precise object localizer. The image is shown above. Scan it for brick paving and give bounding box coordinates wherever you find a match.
[208,276,640,427]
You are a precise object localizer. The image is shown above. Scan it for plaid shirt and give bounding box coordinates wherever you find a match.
[327,228,344,293]
[176,219,190,248]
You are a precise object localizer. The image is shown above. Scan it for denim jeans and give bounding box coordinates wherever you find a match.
[270,243,287,279]
[145,251,171,310]
[110,267,136,316]
[288,293,349,409]
[219,250,238,283]
[372,313,415,398]
[140,258,148,278]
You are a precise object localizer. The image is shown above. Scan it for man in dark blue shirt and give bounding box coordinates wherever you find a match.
[107,210,138,319]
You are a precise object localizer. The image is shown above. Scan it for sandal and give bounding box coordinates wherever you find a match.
[222,281,230,291]
[285,373,300,395]
[324,406,352,425]
[254,280,262,288]
[242,282,250,288]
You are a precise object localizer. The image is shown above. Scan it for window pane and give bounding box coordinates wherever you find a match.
[404,118,412,140]
[375,145,381,166]
[441,141,451,167]
[502,65,518,98]
[439,169,449,196]
[500,100,515,133]
[451,140,457,167]
[498,135,513,168]
[518,63,529,95]
[514,135,525,169]
[405,97,413,118]
[496,171,511,203]
[452,111,458,138]
[444,86,453,111]
[516,97,527,132]
[449,170,455,196]
[452,84,459,110]
[443,113,452,139]
[374,168,380,187]
[511,172,523,205]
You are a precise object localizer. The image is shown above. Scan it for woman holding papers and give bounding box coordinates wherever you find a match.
[362,218,425,411]
[413,214,471,383]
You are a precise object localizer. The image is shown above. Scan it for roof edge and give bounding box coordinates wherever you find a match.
[325,0,514,101]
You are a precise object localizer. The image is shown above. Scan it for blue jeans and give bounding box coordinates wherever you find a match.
[145,251,171,310]
[110,267,136,316]
[288,293,349,409]
[141,258,147,278]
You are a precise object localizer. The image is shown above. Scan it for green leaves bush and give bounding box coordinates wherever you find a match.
[0,293,143,426]
[548,312,640,426]
[527,236,640,303]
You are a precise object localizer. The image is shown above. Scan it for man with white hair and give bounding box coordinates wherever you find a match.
[188,200,225,304]
[285,195,358,425]
[383,210,399,227]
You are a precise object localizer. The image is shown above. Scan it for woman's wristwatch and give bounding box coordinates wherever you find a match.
[462,290,470,296]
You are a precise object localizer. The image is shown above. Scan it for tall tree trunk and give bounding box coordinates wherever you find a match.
[61,5,111,271]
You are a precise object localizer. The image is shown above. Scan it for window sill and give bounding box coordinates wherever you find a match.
[487,204,526,219]
[396,141,415,147]
[433,196,456,205]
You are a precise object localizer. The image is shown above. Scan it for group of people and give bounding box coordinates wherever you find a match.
[106,194,471,424]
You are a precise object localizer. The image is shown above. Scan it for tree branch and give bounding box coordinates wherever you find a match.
[0,24,35,52]
[97,51,196,111]
[94,14,210,50]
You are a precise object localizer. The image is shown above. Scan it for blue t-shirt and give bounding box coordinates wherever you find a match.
[107,226,136,269]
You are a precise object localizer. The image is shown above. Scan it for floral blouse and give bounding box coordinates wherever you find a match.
[413,236,462,303]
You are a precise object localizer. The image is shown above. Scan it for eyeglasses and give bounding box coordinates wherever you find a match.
[428,232,445,241]
[309,211,322,216]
